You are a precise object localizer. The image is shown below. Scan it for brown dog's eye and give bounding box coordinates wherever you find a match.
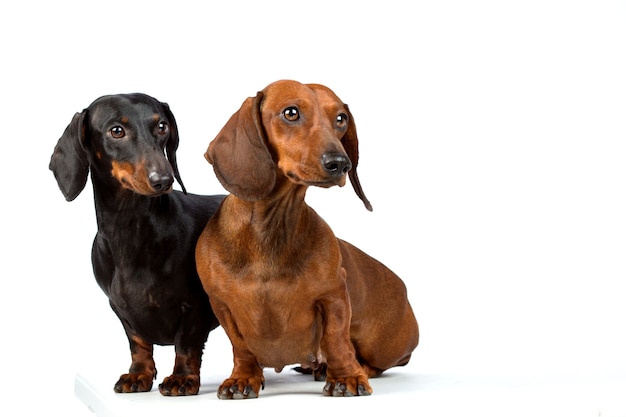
[157,121,169,135]
[336,113,349,128]
[283,107,299,122]
[110,126,125,139]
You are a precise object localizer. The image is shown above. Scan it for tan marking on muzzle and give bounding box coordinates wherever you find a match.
[111,160,165,195]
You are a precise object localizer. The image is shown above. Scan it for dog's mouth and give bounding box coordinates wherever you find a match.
[119,176,173,196]
[286,171,346,188]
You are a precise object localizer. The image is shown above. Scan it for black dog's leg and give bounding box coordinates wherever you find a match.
[158,348,203,395]
[114,334,157,393]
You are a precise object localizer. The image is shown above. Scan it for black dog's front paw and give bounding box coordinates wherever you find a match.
[159,374,200,396]
[114,372,155,393]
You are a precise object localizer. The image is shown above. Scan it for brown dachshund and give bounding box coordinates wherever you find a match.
[195,80,419,398]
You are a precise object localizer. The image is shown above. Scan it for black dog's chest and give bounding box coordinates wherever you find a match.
[91,228,195,343]
[109,267,169,307]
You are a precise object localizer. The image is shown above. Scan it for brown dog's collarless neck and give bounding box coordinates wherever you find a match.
[229,179,314,252]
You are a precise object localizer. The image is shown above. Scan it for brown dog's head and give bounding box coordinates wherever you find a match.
[206,80,372,211]
[50,93,185,201]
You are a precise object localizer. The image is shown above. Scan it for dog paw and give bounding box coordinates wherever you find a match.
[113,372,154,393]
[158,374,200,396]
[217,377,265,399]
[322,376,372,397]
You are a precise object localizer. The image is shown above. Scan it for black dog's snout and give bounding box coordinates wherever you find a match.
[148,171,174,191]
[322,153,352,178]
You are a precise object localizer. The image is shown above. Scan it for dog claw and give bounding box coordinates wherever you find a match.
[323,381,333,395]
[241,385,258,398]
[332,382,347,397]
[218,387,230,399]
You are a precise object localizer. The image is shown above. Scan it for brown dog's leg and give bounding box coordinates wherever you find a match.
[319,282,373,397]
[218,345,265,399]
[211,305,265,399]
[114,335,156,393]
[158,349,202,396]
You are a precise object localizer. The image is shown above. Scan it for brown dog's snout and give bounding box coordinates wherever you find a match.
[322,152,352,178]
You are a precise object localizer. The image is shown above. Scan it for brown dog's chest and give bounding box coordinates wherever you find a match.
[215,274,329,368]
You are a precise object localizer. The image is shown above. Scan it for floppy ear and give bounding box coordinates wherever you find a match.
[162,102,187,194]
[49,111,90,201]
[342,105,373,211]
[205,92,276,201]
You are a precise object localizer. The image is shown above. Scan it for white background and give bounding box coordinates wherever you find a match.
[1,1,625,416]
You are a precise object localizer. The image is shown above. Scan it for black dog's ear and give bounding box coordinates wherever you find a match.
[49,111,90,201]
[162,102,187,194]
[342,104,373,211]
[205,91,276,201]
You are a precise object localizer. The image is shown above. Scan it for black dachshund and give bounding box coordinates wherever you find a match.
[50,93,224,395]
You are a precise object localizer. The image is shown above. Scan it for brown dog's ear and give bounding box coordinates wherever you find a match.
[342,105,373,211]
[49,111,90,202]
[206,92,276,201]
[162,102,187,194]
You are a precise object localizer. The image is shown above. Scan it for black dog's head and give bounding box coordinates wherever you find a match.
[50,93,186,201]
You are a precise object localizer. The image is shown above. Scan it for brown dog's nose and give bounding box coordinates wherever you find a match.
[322,153,352,178]
[149,171,174,192]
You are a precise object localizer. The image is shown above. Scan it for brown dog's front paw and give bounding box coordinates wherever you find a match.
[322,376,372,397]
[114,372,154,393]
[159,374,200,396]
[217,377,265,400]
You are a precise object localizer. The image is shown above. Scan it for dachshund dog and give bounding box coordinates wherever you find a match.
[50,93,225,396]
[195,80,419,399]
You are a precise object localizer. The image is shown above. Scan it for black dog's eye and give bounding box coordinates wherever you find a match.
[156,121,169,135]
[283,107,299,122]
[336,113,349,129]
[110,126,125,139]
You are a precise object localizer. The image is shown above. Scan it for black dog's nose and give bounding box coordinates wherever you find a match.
[322,153,352,178]
[148,171,174,191]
